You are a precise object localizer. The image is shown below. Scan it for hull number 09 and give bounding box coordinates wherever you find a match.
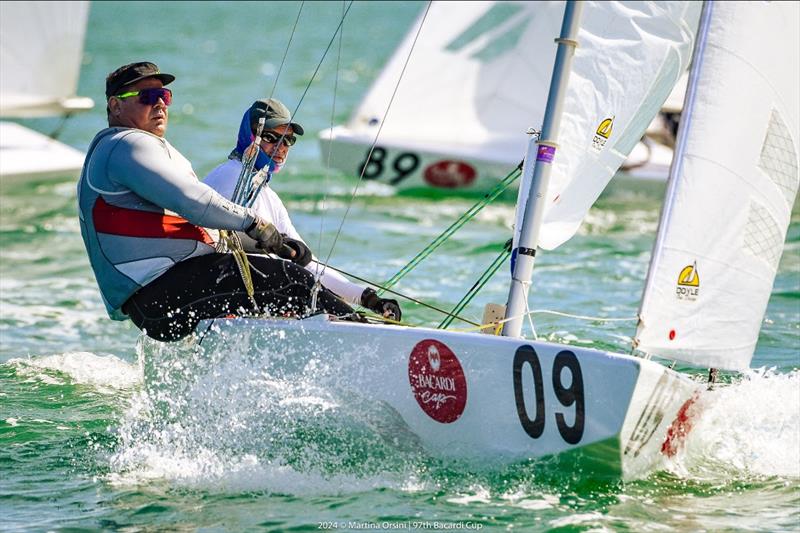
[512,345,585,444]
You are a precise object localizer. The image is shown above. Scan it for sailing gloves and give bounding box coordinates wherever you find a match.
[361,288,402,321]
[245,217,294,259]
[282,236,313,267]
[245,217,313,266]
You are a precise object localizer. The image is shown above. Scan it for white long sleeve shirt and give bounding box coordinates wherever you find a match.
[203,159,365,305]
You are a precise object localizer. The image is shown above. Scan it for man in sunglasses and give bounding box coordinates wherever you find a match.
[77,62,355,341]
[203,98,402,321]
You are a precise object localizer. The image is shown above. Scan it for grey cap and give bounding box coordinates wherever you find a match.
[249,98,304,136]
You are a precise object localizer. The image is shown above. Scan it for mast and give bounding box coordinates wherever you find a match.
[634,1,714,345]
[502,1,583,338]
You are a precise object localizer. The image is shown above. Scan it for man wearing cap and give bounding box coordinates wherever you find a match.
[204,98,402,321]
[77,62,355,341]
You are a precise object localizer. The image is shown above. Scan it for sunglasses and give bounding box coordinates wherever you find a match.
[261,130,297,147]
[115,87,173,106]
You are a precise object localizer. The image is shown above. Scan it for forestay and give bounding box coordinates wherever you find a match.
[513,1,701,250]
[0,1,93,117]
[635,1,800,371]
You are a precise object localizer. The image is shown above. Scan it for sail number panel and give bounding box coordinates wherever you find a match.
[512,345,585,444]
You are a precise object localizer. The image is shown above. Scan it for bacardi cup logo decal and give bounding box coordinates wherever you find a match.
[408,339,467,423]
[423,161,477,188]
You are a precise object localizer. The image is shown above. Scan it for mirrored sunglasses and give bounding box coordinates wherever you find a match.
[115,87,173,106]
[261,130,297,146]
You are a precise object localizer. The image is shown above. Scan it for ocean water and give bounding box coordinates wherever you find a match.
[1,2,799,531]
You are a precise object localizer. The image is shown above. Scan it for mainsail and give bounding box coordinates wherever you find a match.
[635,1,800,371]
[0,1,93,117]
[513,1,701,250]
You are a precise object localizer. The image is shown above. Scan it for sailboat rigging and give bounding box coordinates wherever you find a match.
[141,0,798,480]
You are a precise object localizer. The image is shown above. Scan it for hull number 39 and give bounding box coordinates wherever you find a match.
[512,345,585,444]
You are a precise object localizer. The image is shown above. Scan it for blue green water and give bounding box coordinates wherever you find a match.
[1,2,799,531]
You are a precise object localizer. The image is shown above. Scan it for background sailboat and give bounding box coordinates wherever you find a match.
[0,1,94,183]
[319,0,687,192]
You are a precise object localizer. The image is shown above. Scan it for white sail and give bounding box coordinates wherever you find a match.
[513,1,701,251]
[0,1,93,117]
[635,1,800,371]
[344,1,563,163]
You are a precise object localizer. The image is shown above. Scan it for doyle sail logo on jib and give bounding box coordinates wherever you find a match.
[676,262,699,301]
[592,116,614,151]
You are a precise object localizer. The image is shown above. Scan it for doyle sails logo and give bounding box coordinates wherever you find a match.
[676,262,700,301]
[592,116,614,151]
[408,339,467,423]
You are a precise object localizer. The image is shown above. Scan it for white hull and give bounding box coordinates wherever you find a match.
[318,126,673,193]
[142,315,701,480]
[0,121,85,183]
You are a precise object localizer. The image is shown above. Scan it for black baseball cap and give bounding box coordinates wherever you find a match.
[249,98,304,136]
[106,61,175,98]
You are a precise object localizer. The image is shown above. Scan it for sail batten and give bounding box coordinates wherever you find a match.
[634,1,800,371]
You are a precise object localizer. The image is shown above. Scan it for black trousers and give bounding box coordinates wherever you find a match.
[122,253,354,341]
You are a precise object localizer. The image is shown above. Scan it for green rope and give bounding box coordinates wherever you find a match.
[379,163,522,295]
[438,240,512,329]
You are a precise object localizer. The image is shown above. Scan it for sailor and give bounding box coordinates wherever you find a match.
[203,98,402,321]
[77,62,355,341]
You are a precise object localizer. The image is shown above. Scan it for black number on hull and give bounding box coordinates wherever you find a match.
[359,146,387,180]
[512,346,585,444]
[513,345,545,439]
[358,147,420,184]
[553,350,585,444]
[388,152,420,185]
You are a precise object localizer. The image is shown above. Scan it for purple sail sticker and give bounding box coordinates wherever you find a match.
[536,145,556,163]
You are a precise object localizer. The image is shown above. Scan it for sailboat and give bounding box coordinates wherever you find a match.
[141,0,798,480]
[0,1,94,183]
[318,0,686,192]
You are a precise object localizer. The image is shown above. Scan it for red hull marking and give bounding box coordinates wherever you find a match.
[408,339,468,423]
[423,161,477,189]
[661,391,701,457]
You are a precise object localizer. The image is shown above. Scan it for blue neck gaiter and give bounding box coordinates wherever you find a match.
[230,108,283,177]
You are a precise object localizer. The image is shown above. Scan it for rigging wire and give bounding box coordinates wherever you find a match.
[380,163,521,295]
[318,263,481,327]
[248,0,355,207]
[316,0,433,274]
[311,0,347,311]
[438,241,511,329]
[268,2,305,102]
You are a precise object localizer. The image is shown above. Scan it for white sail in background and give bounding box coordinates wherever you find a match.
[635,1,800,371]
[514,1,701,250]
[345,1,564,163]
[0,1,93,117]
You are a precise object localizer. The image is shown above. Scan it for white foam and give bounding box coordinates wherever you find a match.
[670,368,800,479]
[8,352,141,392]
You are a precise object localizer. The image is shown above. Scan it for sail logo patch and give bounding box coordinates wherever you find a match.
[676,262,700,301]
[423,161,477,188]
[408,339,467,423]
[592,116,614,151]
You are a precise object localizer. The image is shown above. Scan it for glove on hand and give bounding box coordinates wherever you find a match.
[281,236,313,267]
[245,217,291,256]
[360,288,402,321]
